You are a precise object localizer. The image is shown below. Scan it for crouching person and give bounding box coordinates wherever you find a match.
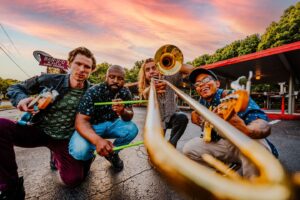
[69,65,138,172]
[183,68,278,178]
[0,47,97,200]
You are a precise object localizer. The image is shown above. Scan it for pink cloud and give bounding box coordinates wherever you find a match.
[210,0,288,34]
[0,0,297,71]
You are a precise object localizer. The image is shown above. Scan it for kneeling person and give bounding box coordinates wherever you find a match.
[69,65,138,172]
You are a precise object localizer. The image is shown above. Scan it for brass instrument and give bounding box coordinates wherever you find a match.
[154,44,183,75]
[147,47,296,199]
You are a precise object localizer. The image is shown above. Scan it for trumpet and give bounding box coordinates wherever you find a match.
[154,44,183,76]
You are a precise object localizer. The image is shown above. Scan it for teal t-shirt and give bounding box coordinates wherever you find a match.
[37,88,84,139]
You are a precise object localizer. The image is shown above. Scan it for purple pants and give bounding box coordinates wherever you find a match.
[0,118,92,191]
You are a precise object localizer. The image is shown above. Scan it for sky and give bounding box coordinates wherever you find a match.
[0,0,298,81]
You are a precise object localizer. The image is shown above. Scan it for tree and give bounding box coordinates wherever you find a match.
[191,36,259,66]
[125,60,143,83]
[88,60,143,84]
[258,2,300,50]
[252,83,279,93]
[237,34,260,56]
[88,62,111,84]
[191,2,299,66]
[192,54,210,67]
[0,77,19,98]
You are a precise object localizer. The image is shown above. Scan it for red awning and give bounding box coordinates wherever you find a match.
[200,41,300,84]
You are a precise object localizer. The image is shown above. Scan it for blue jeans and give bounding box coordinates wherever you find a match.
[69,119,138,161]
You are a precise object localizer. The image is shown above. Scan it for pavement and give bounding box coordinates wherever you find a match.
[0,107,299,200]
[0,100,14,111]
[0,100,11,106]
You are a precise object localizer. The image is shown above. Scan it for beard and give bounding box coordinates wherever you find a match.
[108,83,121,92]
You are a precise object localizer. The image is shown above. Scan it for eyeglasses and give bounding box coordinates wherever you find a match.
[193,76,213,87]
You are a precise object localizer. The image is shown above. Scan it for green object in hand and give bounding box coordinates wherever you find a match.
[93,141,144,156]
[113,141,144,151]
[94,100,148,106]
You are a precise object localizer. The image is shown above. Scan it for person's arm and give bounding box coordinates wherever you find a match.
[7,75,41,107]
[216,95,270,139]
[75,113,113,156]
[237,98,271,139]
[180,64,194,74]
[225,114,270,139]
[7,75,52,113]
[246,118,271,139]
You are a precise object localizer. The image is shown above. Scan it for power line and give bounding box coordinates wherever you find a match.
[0,41,14,57]
[0,23,21,56]
[0,46,30,77]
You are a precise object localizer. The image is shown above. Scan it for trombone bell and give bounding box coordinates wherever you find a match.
[154,44,183,76]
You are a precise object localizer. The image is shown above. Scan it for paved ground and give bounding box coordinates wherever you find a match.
[0,107,299,199]
[0,100,13,111]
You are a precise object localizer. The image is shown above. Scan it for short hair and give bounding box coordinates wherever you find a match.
[106,65,125,76]
[68,47,96,70]
[138,58,155,97]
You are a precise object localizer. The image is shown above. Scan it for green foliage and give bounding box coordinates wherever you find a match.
[0,77,19,98]
[125,60,143,83]
[191,2,300,65]
[189,2,300,94]
[257,2,300,50]
[88,62,111,84]
[192,54,210,66]
[252,83,279,92]
[88,60,143,84]
[237,34,261,56]
[191,34,260,66]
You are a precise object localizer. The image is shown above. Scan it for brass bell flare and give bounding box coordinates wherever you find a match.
[154,44,183,76]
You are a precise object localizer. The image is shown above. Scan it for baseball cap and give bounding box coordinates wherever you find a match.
[189,68,218,83]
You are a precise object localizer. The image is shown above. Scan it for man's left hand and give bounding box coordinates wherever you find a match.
[112,98,125,116]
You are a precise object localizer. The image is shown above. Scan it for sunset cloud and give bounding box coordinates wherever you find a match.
[0,0,297,80]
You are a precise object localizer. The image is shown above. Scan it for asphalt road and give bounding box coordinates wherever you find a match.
[0,107,299,199]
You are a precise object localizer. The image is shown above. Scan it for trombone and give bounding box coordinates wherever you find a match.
[142,44,295,199]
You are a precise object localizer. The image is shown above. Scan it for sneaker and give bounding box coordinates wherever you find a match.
[50,151,57,171]
[105,153,124,172]
[0,177,25,200]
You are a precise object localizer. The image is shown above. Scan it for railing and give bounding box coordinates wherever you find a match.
[143,79,294,199]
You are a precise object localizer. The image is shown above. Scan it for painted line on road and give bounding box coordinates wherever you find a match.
[269,120,281,125]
